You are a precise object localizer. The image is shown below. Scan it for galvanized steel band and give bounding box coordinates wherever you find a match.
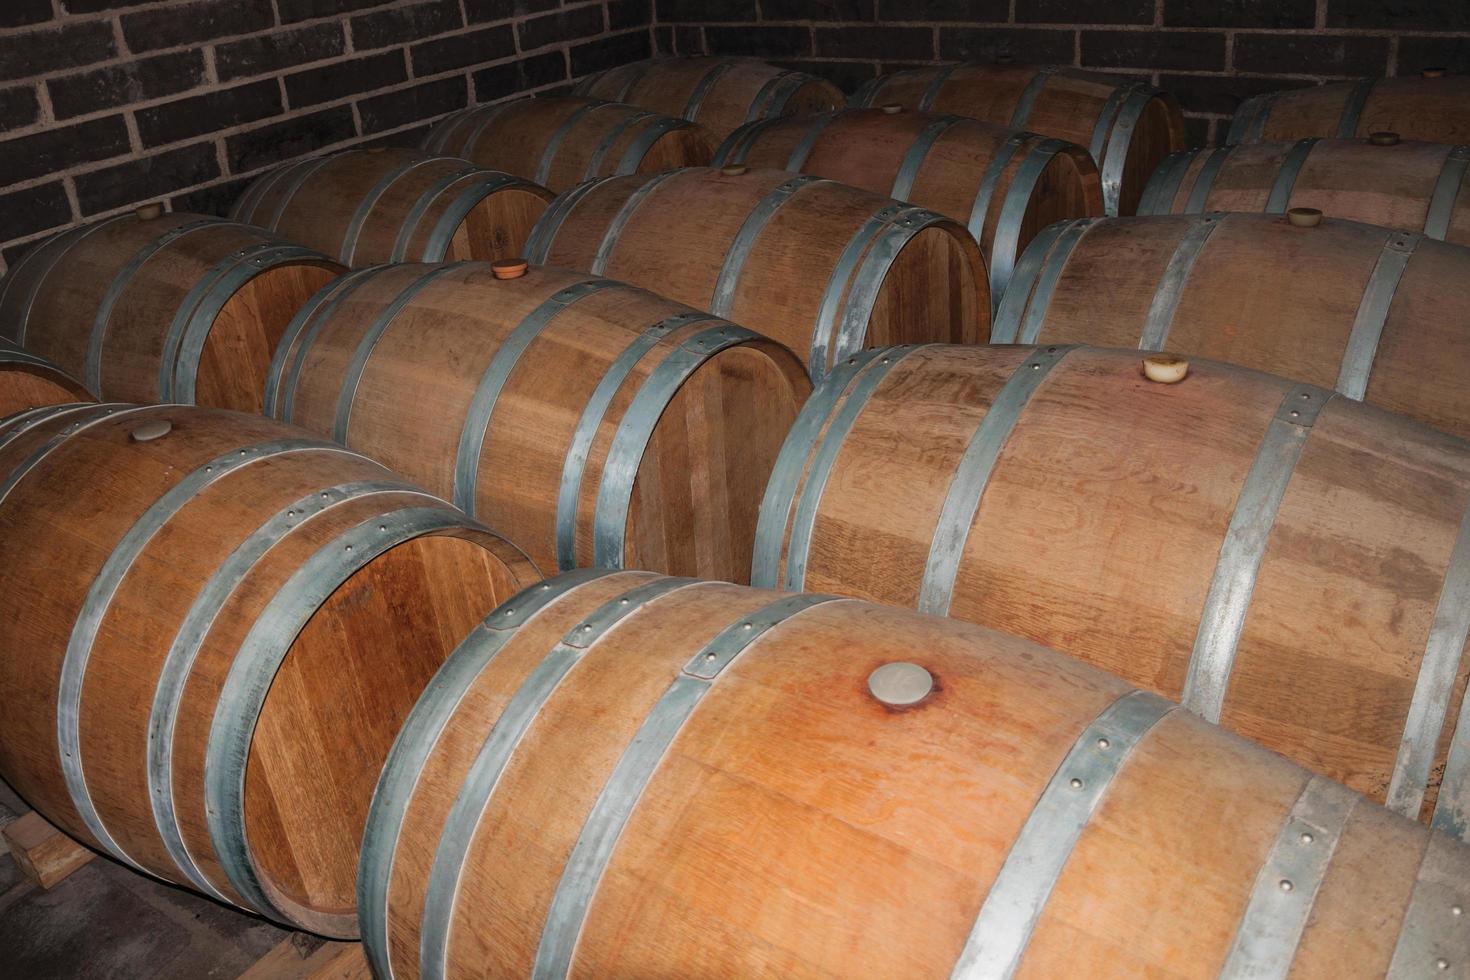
[1265,138,1319,213]
[1138,213,1222,351]
[1335,231,1419,401]
[1424,145,1470,240]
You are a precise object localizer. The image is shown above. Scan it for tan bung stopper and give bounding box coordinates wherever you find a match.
[1423,67,1447,78]
[1369,131,1400,146]
[1287,206,1323,228]
[491,258,529,280]
[129,419,172,442]
[134,203,164,221]
[720,164,748,176]
[880,103,904,114]
[1143,354,1189,384]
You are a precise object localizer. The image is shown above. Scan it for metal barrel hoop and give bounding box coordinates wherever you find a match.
[683,60,737,122]
[1008,66,1059,130]
[1264,138,1319,214]
[585,109,656,179]
[389,166,480,262]
[809,202,910,379]
[1136,148,1196,215]
[275,265,388,422]
[524,178,604,266]
[341,154,443,265]
[1138,213,1224,351]
[1335,78,1377,139]
[589,170,682,277]
[1424,145,1470,241]
[989,219,1075,343]
[263,265,380,419]
[265,152,347,232]
[832,205,948,366]
[1335,231,1420,401]
[891,115,964,203]
[537,101,616,187]
[1013,217,1096,345]
[614,115,694,177]
[1183,145,1234,214]
[917,63,960,112]
[710,174,824,318]
[421,172,527,263]
[1099,86,1158,216]
[990,138,1071,306]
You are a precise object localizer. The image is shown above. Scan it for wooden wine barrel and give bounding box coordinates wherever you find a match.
[0,337,91,416]
[423,96,715,194]
[994,211,1470,440]
[714,105,1104,303]
[230,147,554,268]
[0,208,341,412]
[852,64,1185,217]
[361,568,1470,979]
[753,343,1470,839]
[0,402,537,936]
[266,261,810,583]
[1228,73,1470,147]
[1141,136,1470,244]
[573,56,845,141]
[525,166,988,380]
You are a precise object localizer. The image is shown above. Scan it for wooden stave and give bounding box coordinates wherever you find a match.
[0,337,92,417]
[751,342,1470,836]
[263,261,811,582]
[525,166,990,381]
[0,402,537,936]
[361,568,1470,979]
[993,211,1470,441]
[1228,75,1470,147]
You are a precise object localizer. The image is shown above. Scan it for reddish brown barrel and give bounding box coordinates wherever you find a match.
[715,105,1104,302]
[0,337,91,415]
[266,262,810,583]
[424,96,716,193]
[1228,74,1470,146]
[230,147,554,267]
[1141,136,1470,244]
[525,166,988,379]
[994,211,1470,440]
[853,64,1185,217]
[754,343,1470,837]
[0,403,536,936]
[573,56,845,141]
[0,209,341,411]
[360,569,1470,979]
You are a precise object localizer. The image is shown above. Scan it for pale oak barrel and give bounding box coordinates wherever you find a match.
[230,147,554,268]
[573,56,845,142]
[361,569,1470,979]
[754,343,1470,837]
[1228,74,1470,147]
[853,63,1185,216]
[525,166,988,380]
[715,105,1104,303]
[0,337,91,416]
[266,261,810,583]
[424,96,715,194]
[1140,136,1470,244]
[0,403,537,936]
[994,211,1470,440]
[0,209,341,412]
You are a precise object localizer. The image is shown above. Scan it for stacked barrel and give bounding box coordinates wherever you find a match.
[0,52,1468,979]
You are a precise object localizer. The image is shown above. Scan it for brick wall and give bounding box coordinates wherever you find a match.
[651,1,1470,147]
[0,0,653,273]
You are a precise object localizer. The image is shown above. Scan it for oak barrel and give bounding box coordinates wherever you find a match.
[525,166,989,380]
[0,209,341,411]
[994,211,1470,440]
[266,261,810,583]
[754,343,1470,837]
[0,403,537,935]
[573,55,845,142]
[230,147,554,267]
[852,64,1185,216]
[0,337,91,416]
[423,96,715,194]
[361,568,1470,978]
[1228,73,1470,146]
[715,105,1104,303]
[1141,136,1470,244]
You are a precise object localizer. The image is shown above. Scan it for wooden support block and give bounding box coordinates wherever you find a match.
[238,938,369,980]
[1,811,94,889]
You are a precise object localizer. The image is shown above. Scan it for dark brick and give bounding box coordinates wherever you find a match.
[938,26,1074,63]
[609,0,653,30]
[1327,0,1470,31]
[0,21,115,83]
[706,25,812,57]
[1183,114,1211,147]
[121,0,274,54]
[61,0,154,11]
[1166,0,1313,28]
[169,176,255,217]
[75,143,220,216]
[657,0,755,22]
[1081,30,1226,72]
[1399,37,1470,77]
[0,183,71,243]
[0,86,40,131]
[520,6,606,51]
[814,26,931,60]
[654,25,675,54]
[673,25,705,54]
[285,51,407,107]
[1233,33,1389,77]
[1016,0,1150,23]
[465,0,559,23]
[0,115,129,185]
[569,30,652,76]
[216,24,346,82]
[136,80,282,147]
[227,107,357,173]
[357,76,467,134]
[351,0,461,50]
[48,51,207,121]
[0,0,51,28]
[773,58,878,93]
[473,50,567,99]
[412,26,516,77]
[277,0,392,22]
[762,0,874,19]
[1158,73,1313,116]
[879,0,1006,20]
